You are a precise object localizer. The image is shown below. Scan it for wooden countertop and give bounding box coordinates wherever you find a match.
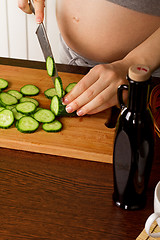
[0,57,159,240]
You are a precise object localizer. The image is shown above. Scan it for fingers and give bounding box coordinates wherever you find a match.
[87,95,118,115]
[62,63,127,116]
[18,0,32,14]
[65,83,116,116]
[65,76,109,114]
[63,67,100,105]
[34,0,45,23]
[18,0,45,23]
[76,84,116,116]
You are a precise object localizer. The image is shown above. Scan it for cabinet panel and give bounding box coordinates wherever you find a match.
[0,0,9,57]
[7,0,27,59]
[0,0,60,62]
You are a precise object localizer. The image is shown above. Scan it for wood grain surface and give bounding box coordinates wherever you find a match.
[0,59,159,240]
[137,222,160,240]
[0,64,114,163]
[0,133,159,240]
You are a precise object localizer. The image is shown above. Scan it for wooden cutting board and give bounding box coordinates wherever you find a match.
[0,64,115,163]
[136,222,160,240]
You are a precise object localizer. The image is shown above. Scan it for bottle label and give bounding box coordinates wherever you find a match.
[114,130,132,196]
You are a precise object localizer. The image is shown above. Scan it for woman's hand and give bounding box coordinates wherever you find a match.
[18,0,45,23]
[63,59,130,115]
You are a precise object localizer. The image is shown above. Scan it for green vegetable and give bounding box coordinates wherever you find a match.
[42,120,62,132]
[50,95,76,117]
[0,92,18,106]
[7,90,23,100]
[19,97,39,107]
[44,88,57,99]
[65,82,77,93]
[12,107,25,120]
[33,109,55,123]
[0,78,8,90]
[54,77,63,98]
[17,116,39,133]
[0,109,14,128]
[0,107,5,112]
[16,102,36,115]
[20,84,40,96]
[46,56,55,77]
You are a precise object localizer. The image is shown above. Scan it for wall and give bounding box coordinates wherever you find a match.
[0,0,60,62]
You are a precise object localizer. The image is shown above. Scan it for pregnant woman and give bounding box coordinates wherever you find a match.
[18,0,160,116]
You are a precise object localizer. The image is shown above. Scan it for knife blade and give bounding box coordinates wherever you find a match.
[28,0,58,81]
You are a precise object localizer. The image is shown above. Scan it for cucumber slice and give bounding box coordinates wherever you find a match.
[65,82,77,93]
[54,77,63,98]
[15,120,19,129]
[33,109,55,123]
[12,107,25,120]
[0,78,8,90]
[0,109,14,128]
[44,88,57,99]
[35,107,44,112]
[50,95,76,117]
[46,56,55,77]
[7,90,23,100]
[19,97,39,107]
[17,116,39,133]
[0,107,5,111]
[0,92,18,106]
[42,120,62,132]
[20,84,40,96]
[50,95,64,116]
[16,102,36,115]
[6,104,17,110]
[0,99,5,107]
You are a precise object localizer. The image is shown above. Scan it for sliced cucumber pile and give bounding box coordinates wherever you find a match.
[0,72,78,133]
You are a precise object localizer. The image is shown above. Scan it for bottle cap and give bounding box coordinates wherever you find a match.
[128,64,151,82]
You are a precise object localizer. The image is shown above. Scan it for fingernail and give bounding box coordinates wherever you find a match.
[36,17,42,23]
[66,105,73,113]
[77,109,84,116]
[63,97,69,105]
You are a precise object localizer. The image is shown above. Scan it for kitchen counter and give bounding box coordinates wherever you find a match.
[0,57,159,240]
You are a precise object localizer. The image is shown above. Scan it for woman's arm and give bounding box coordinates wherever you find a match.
[18,0,45,23]
[124,27,160,73]
[63,27,160,115]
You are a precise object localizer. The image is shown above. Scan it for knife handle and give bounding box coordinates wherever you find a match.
[28,0,35,14]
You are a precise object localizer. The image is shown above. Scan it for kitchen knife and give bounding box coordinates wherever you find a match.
[28,0,58,81]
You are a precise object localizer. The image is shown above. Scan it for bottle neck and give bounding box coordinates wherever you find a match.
[127,77,151,113]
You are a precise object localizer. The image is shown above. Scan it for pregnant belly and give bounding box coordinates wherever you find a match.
[56,0,160,62]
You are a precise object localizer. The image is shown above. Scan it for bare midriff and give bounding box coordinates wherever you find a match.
[56,0,160,63]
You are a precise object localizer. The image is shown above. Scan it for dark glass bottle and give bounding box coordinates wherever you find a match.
[113,65,154,210]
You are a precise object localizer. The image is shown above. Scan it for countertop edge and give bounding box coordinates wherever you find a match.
[0,57,91,75]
